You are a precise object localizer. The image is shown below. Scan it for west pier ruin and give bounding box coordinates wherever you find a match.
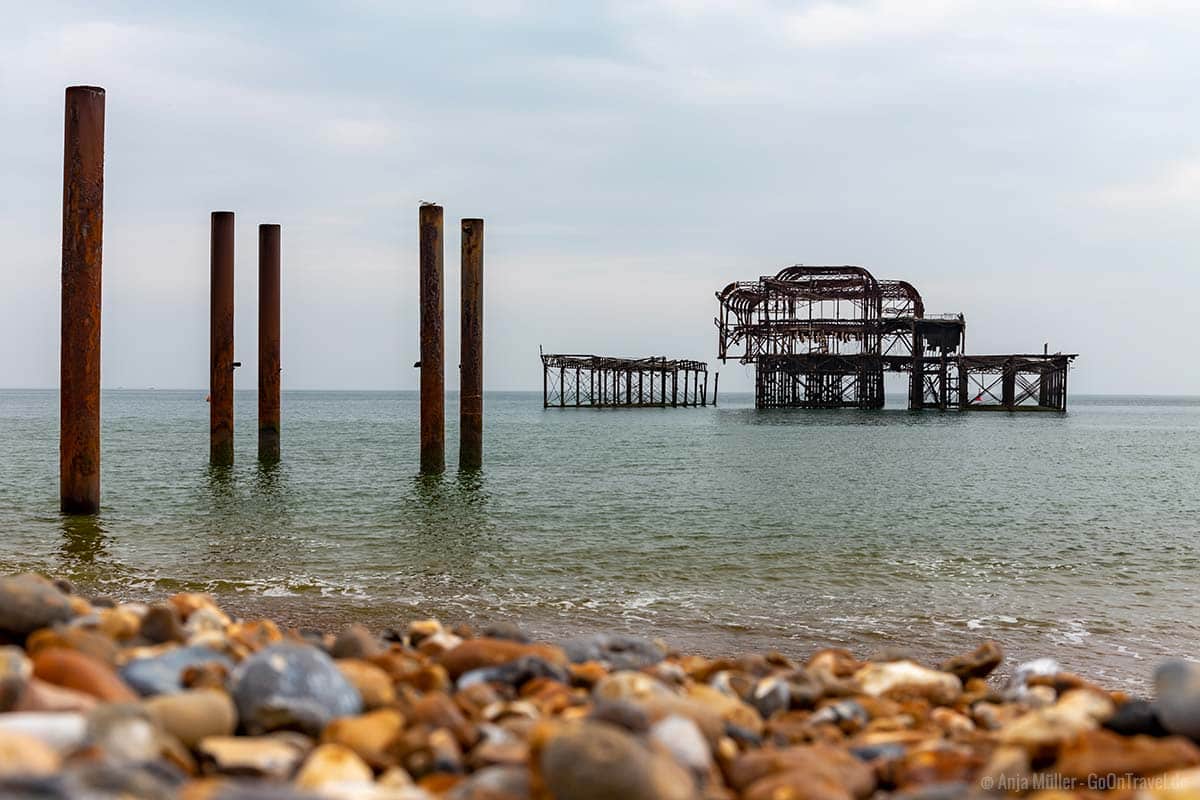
[716,265,1075,411]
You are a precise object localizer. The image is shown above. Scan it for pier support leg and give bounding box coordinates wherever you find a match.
[459,218,483,470]
[419,205,445,474]
[957,359,969,409]
[60,86,105,514]
[713,372,719,406]
[258,224,281,463]
[210,212,235,466]
[1001,360,1016,411]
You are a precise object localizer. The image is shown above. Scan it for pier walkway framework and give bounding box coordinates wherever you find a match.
[541,353,711,408]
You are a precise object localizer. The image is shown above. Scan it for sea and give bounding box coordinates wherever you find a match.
[1,389,1197,692]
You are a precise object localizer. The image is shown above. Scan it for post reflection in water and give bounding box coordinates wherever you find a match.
[59,513,110,567]
[198,460,299,578]
[409,470,497,572]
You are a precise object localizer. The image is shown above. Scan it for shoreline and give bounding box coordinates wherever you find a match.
[39,575,1164,698]
[0,572,1198,798]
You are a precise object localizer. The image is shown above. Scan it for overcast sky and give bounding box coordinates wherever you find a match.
[2,0,1197,394]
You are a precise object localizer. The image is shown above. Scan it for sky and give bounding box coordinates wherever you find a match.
[1,0,1197,394]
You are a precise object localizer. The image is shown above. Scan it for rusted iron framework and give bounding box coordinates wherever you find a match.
[717,265,1075,411]
[541,354,710,408]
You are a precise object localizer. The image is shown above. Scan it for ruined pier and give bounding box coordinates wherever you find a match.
[541,354,710,408]
[717,265,1075,411]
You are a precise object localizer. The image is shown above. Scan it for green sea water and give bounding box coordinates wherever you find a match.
[1,389,1197,690]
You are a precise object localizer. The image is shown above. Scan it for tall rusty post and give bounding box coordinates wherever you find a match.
[60,86,105,514]
[210,212,235,466]
[459,218,484,471]
[419,204,445,474]
[258,224,281,463]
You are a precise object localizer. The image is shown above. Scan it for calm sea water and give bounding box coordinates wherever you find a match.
[1,389,1198,690]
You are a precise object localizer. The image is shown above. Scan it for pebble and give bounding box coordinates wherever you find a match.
[437,639,566,679]
[649,713,711,778]
[98,605,143,641]
[559,633,664,670]
[1107,698,1171,738]
[86,703,164,763]
[999,688,1115,750]
[31,648,137,703]
[186,606,234,638]
[940,640,1003,681]
[197,734,313,779]
[457,654,569,690]
[446,764,529,800]
[26,625,119,664]
[687,682,763,735]
[145,688,238,747]
[0,730,61,776]
[0,648,31,712]
[1055,728,1200,781]
[64,761,184,799]
[592,670,673,703]
[410,691,477,749]
[335,659,396,709]
[121,645,234,696]
[330,624,384,660]
[749,674,791,718]
[14,678,98,713]
[231,644,361,735]
[728,743,875,798]
[293,743,373,791]
[468,724,529,769]
[321,709,405,769]
[141,603,188,644]
[537,719,696,800]
[0,574,74,637]
[854,660,962,705]
[480,621,529,644]
[0,712,87,752]
[1156,660,1200,741]
[1005,656,1060,698]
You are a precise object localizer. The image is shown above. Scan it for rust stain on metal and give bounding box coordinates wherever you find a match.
[716,265,1075,410]
[419,204,445,474]
[210,211,235,465]
[60,86,105,514]
[258,224,281,463]
[459,218,484,470]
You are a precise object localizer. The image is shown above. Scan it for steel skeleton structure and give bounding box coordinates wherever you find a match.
[716,265,1075,411]
[541,354,710,408]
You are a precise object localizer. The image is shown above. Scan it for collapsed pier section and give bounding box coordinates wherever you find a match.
[541,354,710,408]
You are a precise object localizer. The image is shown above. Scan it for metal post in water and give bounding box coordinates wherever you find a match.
[60,86,105,514]
[459,218,483,471]
[419,204,445,474]
[258,224,281,462]
[210,212,235,466]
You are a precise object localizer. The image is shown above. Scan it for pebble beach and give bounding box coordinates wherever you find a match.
[1,572,1199,800]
